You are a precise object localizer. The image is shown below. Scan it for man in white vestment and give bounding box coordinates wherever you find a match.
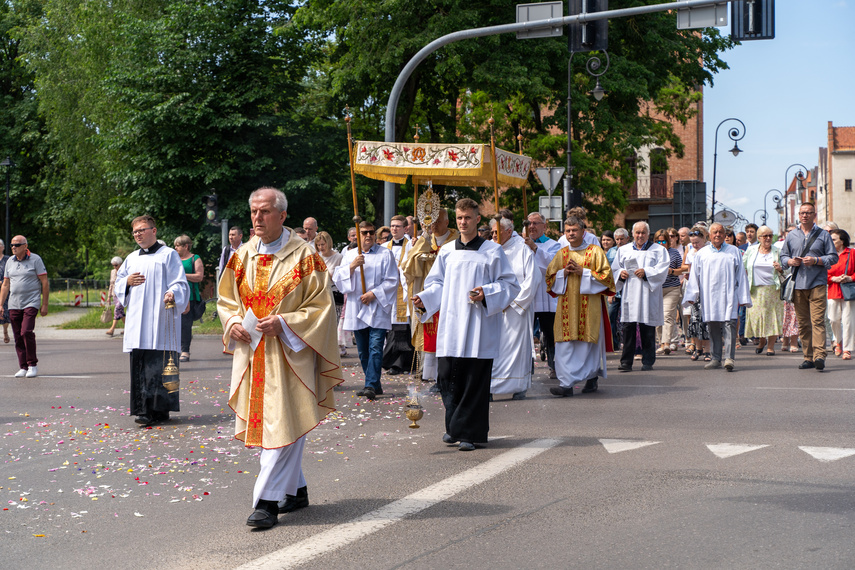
[413,198,519,451]
[218,187,342,528]
[333,220,399,400]
[546,216,616,396]
[116,215,189,427]
[682,222,752,371]
[524,212,562,379]
[489,216,537,400]
[401,209,459,389]
[612,221,670,372]
[381,215,415,375]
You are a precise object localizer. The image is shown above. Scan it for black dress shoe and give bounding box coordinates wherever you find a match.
[356,388,367,397]
[618,365,632,372]
[814,358,825,371]
[798,360,815,370]
[581,377,598,393]
[549,386,573,397]
[442,433,459,444]
[135,415,153,426]
[152,410,169,422]
[363,388,376,400]
[386,368,402,376]
[278,486,309,514]
[247,500,278,528]
[641,364,653,371]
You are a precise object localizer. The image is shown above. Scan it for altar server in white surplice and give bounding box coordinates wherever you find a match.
[611,221,670,373]
[333,221,399,400]
[489,217,537,399]
[116,215,189,427]
[682,222,752,372]
[412,199,519,451]
[525,212,562,379]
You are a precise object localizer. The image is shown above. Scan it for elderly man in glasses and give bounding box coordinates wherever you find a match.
[0,236,49,378]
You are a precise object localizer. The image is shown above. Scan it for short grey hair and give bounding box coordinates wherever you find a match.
[110,256,123,266]
[632,221,650,234]
[527,212,546,223]
[823,221,839,231]
[614,228,629,239]
[249,186,288,212]
[489,217,514,232]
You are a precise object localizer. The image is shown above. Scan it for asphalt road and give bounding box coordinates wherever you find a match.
[2,322,854,569]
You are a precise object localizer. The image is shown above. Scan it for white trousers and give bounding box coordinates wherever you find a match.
[422,352,437,381]
[828,298,855,352]
[554,320,608,387]
[253,435,307,507]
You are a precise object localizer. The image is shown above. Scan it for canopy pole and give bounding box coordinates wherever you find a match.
[518,133,528,219]
[345,109,367,294]
[489,116,500,242]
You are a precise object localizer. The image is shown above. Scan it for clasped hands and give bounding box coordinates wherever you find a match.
[619,268,646,280]
[229,316,284,344]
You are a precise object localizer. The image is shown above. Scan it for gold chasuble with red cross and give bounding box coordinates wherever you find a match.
[217,232,343,449]
[545,244,615,345]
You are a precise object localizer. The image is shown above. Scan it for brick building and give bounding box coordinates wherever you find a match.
[818,121,855,232]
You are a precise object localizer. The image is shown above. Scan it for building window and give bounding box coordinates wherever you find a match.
[846,179,853,192]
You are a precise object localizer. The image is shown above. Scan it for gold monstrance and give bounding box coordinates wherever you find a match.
[162,298,180,393]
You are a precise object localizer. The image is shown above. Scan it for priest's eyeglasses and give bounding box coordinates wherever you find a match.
[132,227,154,236]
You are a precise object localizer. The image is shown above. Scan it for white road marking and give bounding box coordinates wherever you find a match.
[599,438,660,454]
[798,446,855,462]
[706,443,769,459]
[236,438,561,570]
[599,384,676,388]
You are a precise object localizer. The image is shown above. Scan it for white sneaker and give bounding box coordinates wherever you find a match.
[14,368,27,378]
[25,366,37,378]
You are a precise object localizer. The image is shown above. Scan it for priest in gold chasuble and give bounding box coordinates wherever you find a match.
[545,216,615,397]
[217,187,342,529]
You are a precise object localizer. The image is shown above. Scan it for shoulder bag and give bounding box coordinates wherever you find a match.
[840,249,855,301]
[779,229,821,303]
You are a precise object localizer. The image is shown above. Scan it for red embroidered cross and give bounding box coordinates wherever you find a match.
[249,412,262,430]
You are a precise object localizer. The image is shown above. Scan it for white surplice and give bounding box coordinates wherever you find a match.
[116,245,189,353]
[531,237,561,313]
[682,242,752,321]
[491,235,537,394]
[611,242,670,326]
[552,242,609,386]
[418,238,520,360]
[333,244,399,331]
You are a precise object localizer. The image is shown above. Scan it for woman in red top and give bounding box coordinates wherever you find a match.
[827,229,854,360]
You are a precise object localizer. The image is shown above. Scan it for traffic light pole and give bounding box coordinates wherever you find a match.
[382,0,740,225]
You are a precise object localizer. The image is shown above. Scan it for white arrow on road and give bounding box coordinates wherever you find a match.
[599,439,660,454]
[798,446,855,462]
[706,443,769,459]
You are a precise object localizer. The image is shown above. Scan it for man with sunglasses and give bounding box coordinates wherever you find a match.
[334,221,399,400]
[0,236,49,378]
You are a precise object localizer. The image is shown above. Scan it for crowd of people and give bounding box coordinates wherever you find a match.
[6,186,853,530]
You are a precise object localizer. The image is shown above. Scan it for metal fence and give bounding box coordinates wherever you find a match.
[49,278,111,307]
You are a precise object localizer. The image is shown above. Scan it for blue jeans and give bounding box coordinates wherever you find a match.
[353,327,386,392]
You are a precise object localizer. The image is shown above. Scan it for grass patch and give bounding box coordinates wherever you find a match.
[58,307,120,329]
[193,315,223,335]
[47,304,69,314]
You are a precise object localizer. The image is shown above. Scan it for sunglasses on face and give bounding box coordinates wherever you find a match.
[688,231,702,237]
[360,230,375,236]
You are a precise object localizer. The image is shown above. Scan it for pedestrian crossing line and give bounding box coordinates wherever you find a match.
[756,387,855,391]
[706,443,769,459]
[236,438,561,570]
[2,375,93,379]
[599,439,660,454]
[798,446,855,462]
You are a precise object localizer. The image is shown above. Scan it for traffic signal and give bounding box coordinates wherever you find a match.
[204,193,219,225]
[731,0,775,41]
[569,0,608,53]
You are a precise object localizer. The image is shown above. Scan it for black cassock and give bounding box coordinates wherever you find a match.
[381,323,414,372]
[130,349,180,417]
[437,356,492,444]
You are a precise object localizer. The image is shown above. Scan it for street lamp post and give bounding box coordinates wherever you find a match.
[710,118,745,224]
[0,157,15,249]
[783,163,808,229]
[753,209,767,225]
[763,188,784,230]
[564,51,609,214]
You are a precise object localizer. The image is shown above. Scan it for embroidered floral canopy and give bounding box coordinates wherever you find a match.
[353,141,532,189]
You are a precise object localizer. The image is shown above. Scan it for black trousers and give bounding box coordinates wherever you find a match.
[608,297,622,348]
[620,322,656,368]
[437,357,492,444]
[129,349,180,416]
[534,311,556,370]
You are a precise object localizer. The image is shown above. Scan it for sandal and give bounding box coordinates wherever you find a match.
[3,334,9,344]
[766,349,775,356]
[690,349,700,361]
[703,352,712,362]
[843,351,852,360]
[685,343,695,354]
[834,344,842,357]
[789,347,800,353]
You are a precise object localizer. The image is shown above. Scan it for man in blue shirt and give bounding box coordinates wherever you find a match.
[780,202,838,371]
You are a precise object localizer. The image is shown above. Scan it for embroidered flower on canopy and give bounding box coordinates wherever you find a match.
[448,150,459,162]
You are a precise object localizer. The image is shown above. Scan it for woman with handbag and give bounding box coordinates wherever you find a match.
[827,229,855,360]
[173,235,205,362]
[742,226,785,355]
